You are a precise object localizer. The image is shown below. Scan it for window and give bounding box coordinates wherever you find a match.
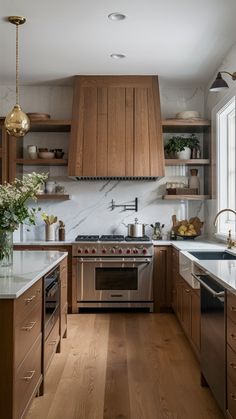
[216,96,236,236]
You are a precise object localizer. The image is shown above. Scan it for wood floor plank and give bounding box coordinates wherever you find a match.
[26,313,224,419]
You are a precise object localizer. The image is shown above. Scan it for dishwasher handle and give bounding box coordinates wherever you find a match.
[191,273,225,298]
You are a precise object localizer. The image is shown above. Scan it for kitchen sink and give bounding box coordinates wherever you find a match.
[188,251,236,260]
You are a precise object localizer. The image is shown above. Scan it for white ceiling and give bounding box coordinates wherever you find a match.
[1,0,236,85]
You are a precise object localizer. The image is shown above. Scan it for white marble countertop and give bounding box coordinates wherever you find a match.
[153,239,227,251]
[14,240,73,246]
[0,251,67,299]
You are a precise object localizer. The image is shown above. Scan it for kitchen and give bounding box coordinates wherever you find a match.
[1,1,236,418]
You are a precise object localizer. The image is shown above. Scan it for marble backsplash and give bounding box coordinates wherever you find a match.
[0,80,207,241]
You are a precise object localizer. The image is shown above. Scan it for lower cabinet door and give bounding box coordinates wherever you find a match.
[191,290,200,351]
[182,283,191,337]
[44,318,60,372]
[228,376,236,419]
[14,335,42,419]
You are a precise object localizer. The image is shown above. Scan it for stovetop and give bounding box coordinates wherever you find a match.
[75,234,151,242]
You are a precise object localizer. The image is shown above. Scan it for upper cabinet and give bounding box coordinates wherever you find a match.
[68,76,165,179]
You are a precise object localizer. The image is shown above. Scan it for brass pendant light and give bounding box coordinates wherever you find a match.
[4,16,30,137]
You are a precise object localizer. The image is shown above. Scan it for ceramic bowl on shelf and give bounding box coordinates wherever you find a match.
[175,111,200,119]
[38,151,55,159]
[27,113,51,121]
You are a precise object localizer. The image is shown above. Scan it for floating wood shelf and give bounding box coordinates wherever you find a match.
[165,159,210,166]
[162,194,210,201]
[15,158,68,166]
[162,119,211,133]
[29,120,71,132]
[36,194,70,200]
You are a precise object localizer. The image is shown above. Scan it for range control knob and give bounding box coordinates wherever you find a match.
[84,249,89,254]
[110,248,116,254]
[102,248,106,254]
[77,248,82,254]
[126,249,131,254]
[92,248,96,254]
[118,248,123,254]
[133,248,138,254]
[142,248,147,255]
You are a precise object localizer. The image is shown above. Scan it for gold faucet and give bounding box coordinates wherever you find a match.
[213,208,236,249]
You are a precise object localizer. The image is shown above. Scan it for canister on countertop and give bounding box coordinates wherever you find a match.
[58,220,65,241]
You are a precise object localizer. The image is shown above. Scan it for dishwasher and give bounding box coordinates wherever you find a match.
[192,272,226,413]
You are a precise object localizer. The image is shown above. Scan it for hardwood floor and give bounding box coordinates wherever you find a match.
[26,313,224,419]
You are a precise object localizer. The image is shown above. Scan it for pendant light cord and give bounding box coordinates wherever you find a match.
[16,23,19,105]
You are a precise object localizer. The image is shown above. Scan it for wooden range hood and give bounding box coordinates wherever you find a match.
[68,76,165,179]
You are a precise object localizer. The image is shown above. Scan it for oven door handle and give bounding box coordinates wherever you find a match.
[46,283,58,298]
[77,258,152,264]
[191,273,225,298]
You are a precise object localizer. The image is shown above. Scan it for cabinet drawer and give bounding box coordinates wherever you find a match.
[228,344,236,384]
[61,303,67,338]
[14,335,42,419]
[228,292,236,324]
[228,316,236,353]
[15,279,42,325]
[44,318,60,372]
[15,300,42,369]
[228,376,236,419]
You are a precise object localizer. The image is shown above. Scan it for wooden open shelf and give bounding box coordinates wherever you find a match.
[27,119,71,132]
[165,159,210,166]
[15,158,68,166]
[36,194,70,200]
[162,119,211,133]
[162,194,210,201]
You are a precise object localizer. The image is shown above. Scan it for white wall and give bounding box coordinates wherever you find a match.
[0,80,206,241]
[204,43,236,237]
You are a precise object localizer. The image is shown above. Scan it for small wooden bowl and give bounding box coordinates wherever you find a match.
[27,113,51,121]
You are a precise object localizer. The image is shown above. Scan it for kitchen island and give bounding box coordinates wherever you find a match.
[0,250,68,419]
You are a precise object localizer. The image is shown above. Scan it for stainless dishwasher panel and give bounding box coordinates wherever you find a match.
[193,273,226,413]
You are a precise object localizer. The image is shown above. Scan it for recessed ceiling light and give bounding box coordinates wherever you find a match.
[108,13,126,21]
[110,53,126,59]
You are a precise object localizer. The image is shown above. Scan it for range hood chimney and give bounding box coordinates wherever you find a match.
[68,76,165,179]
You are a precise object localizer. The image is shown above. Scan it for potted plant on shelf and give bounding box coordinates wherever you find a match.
[0,172,47,268]
[164,134,200,159]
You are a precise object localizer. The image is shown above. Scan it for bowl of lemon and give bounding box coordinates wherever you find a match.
[173,217,203,240]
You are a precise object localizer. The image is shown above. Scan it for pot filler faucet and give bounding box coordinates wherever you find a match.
[213,208,236,249]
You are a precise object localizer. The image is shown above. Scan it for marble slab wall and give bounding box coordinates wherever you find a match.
[0,81,206,240]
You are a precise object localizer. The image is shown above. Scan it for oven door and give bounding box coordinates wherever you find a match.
[77,258,153,302]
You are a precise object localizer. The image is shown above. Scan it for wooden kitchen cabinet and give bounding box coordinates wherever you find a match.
[227,291,236,419]
[171,247,200,356]
[14,244,74,313]
[0,279,43,419]
[68,75,164,178]
[153,246,172,312]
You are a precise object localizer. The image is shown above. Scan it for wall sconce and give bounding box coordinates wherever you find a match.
[209,71,236,92]
[4,16,30,137]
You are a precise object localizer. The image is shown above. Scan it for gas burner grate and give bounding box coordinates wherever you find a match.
[125,235,151,242]
[100,235,125,242]
[75,235,100,242]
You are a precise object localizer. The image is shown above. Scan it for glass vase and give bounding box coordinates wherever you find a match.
[0,230,13,267]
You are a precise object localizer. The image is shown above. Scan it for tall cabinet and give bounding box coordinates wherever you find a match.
[68,75,165,178]
[0,120,9,184]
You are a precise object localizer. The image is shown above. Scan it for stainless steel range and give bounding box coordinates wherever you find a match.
[73,235,153,311]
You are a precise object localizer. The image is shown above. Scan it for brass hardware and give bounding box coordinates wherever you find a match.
[8,16,26,25]
[231,334,236,340]
[4,15,30,137]
[23,370,35,381]
[231,393,236,401]
[21,321,37,331]
[213,209,236,248]
[48,340,57,346]
[230,363,236,369]
[185,289,191,293]
[231,307,236,312]
[24,295,36,304]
